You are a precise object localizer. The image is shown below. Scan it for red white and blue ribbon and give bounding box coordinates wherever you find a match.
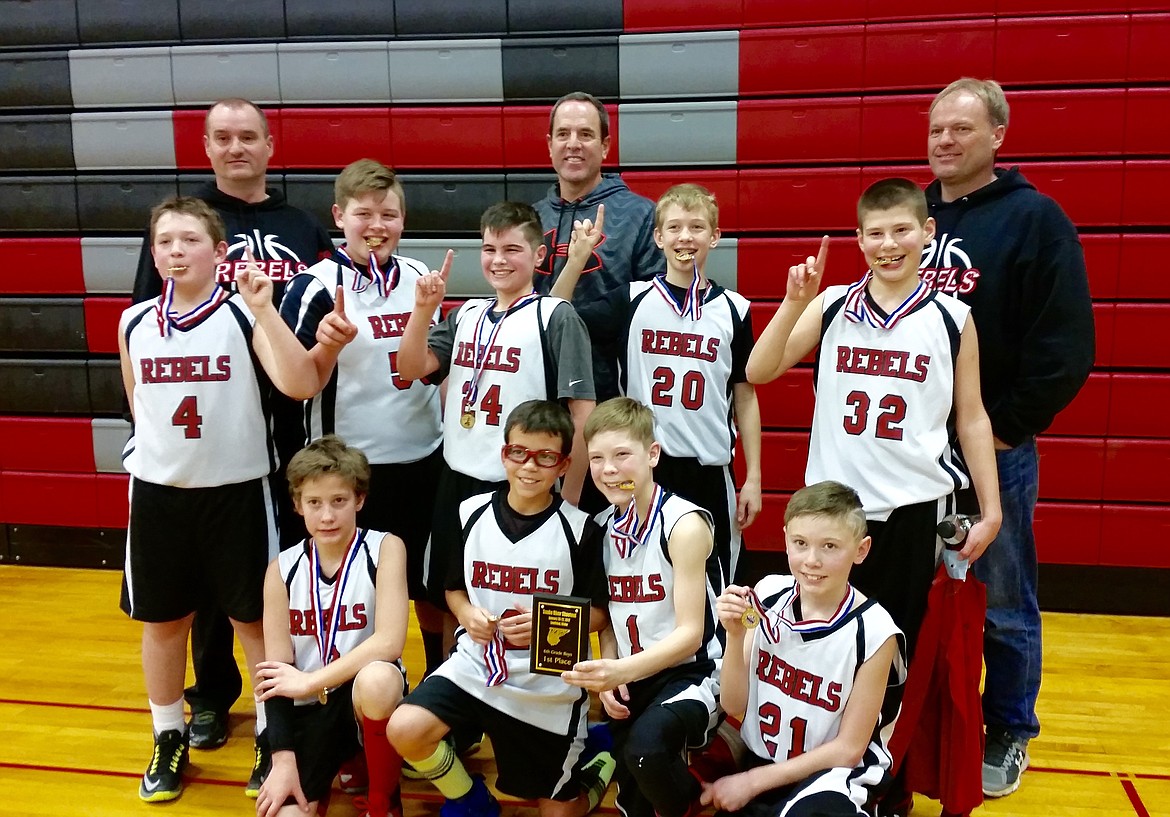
[155,279,231,338]
[484,624,508,687]
[610,484,666,559]
[338,245,398,298]
[462,292,540,413]
[778,583,857,636]
[842,272,932,330]
[651,265,708,321]
[744,586,783,645]
[308,529,363,674]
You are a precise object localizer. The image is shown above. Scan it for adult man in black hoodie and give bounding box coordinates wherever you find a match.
[534,91,665,402]
[130,98,333,753]
[921,78,1094,800]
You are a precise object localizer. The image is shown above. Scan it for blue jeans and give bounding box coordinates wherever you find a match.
[973,437,1042,740]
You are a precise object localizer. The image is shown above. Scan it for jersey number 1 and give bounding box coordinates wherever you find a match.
[172,395,203,439]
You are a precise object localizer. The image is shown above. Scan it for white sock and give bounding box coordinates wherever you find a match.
[149,698,186,736]
[254,695,267,734]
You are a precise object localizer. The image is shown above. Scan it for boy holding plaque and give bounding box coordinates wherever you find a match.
[703,481,906,817]
[395,203,595,651]
[563,397,724,817]
[253,436,409,817]
[387,400,616,817]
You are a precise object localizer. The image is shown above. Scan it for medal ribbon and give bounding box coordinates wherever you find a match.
[651,265,708,321]
[338,246,398,298]
[609,484,665,559]
[484,623,509,687]
[745,587,783,645]
[155,280,230,338]
[308,529,363,678]
[462,292,540,414]
[842,272,932,330]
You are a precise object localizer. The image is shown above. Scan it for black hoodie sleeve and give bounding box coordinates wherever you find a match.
[131,226,161,305]
[992,202,1095,445]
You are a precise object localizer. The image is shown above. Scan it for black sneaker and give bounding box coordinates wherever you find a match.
[982,728,1029,797]
[188,708,229,749]
[245,730,271,798]
[139,729,189,802]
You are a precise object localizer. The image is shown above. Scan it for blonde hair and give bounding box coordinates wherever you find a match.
[655,183,719,231]
[583,397,655,448]
[149,196,225,246]
[785,481,868,542]
[931,78,1010,127]
[334,158,406,212]
[286,435,371,501]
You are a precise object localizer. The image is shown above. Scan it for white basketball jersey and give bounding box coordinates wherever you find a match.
[288,256,442,463]
[741,574,905,805]
[280,529,384,705]
[808,284,972,521]
[436,492,591,736]
[597,490,723,665]
[443,297,559,482]
[121,295,274,487]
[622,280,752,466]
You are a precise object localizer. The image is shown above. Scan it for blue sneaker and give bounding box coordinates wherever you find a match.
[439,774,500,817]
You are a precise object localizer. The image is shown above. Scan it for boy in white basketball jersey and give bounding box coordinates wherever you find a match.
[281,159,447,679]
[254,436,408,817]
[396,202,595,647]
[563,397,723,817]
[707,482,906,817]
[746,179,1001,657]
[550,185,761,586]
[387,401,615,817]
[117,197,352,803]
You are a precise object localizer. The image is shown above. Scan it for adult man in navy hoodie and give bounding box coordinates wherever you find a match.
[534,91,665,402]
[129,98,333,754]
[921,78,1094,800]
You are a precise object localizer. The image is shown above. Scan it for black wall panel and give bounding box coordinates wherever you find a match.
[0,176,79,232]
[77,0,181,44]
[0,0,80,48]
[395,0,506,37]
[502,37,619,102]
[0,299,87,353]
[507,0,621,34]
[0,360,91,414]
[284,0,396,39]
[177,0,286,41]
[0,52,72,108]
[0,115,75,171]
[76,175,179,232]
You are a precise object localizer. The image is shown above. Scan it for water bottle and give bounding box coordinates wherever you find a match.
[937,514,978,580]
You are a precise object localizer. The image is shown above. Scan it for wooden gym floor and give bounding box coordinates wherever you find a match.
[1,565,1168,817]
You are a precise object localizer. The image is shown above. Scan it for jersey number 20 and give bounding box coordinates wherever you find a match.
[651,366,705,410]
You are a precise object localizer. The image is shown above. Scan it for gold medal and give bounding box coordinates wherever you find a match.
[741,608,760,629]
[318,688,329,705]
[618,480,636,491]
[460,411,476,429]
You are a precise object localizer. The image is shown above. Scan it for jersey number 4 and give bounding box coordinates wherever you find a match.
[842,390,906,440]
[651,366,705,410]
[172,395,203,439]
[758,702,808,760]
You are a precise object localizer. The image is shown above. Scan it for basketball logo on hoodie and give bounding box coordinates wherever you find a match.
[919,233,980,295]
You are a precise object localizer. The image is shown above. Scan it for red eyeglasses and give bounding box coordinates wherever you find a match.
[501,444,567,468]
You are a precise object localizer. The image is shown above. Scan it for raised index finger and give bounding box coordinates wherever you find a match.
[593,203,605,236]
[812,234,830,272]
[437,249,454,282]
[333,285,346,316]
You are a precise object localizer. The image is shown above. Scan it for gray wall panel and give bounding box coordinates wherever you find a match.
[69,47,174,108]
[71,112,176,170]
[278,42,391,104]
[81,237,142,294]
[388,40,502,103]
[91,419,131,473]
[617,102,737,165]
[620,31,739,98]
[398,238,488,297]
[171,45,280,105]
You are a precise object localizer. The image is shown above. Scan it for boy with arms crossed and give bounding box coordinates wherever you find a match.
[706,482,906,817]
[254,436,408,817]
[281,159,446,678]
[387,401,615,817]
[118,197,350,802]
[563,397,723,817]
[551,185,761,584]
[746,179,1001,656]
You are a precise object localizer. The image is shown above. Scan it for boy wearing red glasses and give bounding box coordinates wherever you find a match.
[388,400,616,817]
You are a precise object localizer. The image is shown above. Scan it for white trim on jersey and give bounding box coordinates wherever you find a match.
[621,279,752,466]
[435,491,592,736]
[121,294,275,488]
[286,256,442,464]
[808,284,972,521]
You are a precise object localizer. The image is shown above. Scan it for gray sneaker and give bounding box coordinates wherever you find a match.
[982,729,1029,797]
